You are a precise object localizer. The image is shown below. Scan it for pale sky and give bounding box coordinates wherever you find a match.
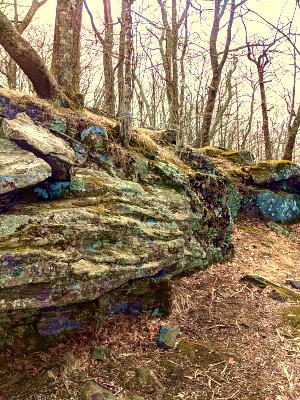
[37,0,299,31]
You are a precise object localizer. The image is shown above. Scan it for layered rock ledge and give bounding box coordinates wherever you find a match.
[2,88,288,353]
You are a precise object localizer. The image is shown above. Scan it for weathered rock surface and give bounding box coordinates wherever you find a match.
[1,112,75,180]
[190,146,300,223]
[0,138,51,195]
[5,90,297,355]
[0,161,233,351]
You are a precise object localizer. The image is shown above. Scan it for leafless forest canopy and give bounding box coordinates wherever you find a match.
[0,0,300,162]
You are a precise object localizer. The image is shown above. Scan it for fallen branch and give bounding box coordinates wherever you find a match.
[242,274,300,302]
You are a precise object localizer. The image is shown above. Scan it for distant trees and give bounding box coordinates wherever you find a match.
[194,0,244,148]
[0,0,300,160]
[157,0,191,146]
[247,43,273,160]
[84,0,115,116]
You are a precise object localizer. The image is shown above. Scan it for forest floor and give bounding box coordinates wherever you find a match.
[1,215,300,400]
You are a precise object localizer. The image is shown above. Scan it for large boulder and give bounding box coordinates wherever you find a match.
[248,160,300,185]
[0,90,236,354]
[0,164,233,352]
[186,148,300,223]
[0,138,51,195]
[1,112,75,180]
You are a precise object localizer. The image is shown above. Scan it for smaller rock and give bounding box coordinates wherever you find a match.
[269,290,286,302]
[80,380,117,400]
[157,325,180,349]
[1,113,75,180]
[121,367,165,400]
[45,367,59,381]
[92,345,109,361]
[286,279,300,290]
[0,138,51,195]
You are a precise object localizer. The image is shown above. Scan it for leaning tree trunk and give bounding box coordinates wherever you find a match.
[6,0,49,89]
[0,11,61,100]
[51,0,84,107]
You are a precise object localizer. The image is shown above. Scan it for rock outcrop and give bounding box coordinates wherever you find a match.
[189,146,300,223]
[1,89,299,354]
[0,90,234,353]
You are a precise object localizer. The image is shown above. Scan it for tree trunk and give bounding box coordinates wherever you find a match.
[157,0,190,140]
[198,71,221,147]
[209,58,237,141]
[5,0,49,90]
[7,57,17,89]
[103,0,115,116]
[282,104,300,160]
[118,0,134,146]
[257,65,272,160]
[51,0,84,107]
[0,10,61,100]
[117,1,126,118]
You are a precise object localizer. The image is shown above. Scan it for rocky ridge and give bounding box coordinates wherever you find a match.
[0,89,233,353]
[0,88,300,355]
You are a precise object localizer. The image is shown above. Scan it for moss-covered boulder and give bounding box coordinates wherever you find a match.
[249,160,300,185]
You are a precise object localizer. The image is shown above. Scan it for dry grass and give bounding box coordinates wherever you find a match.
[131,129,191,172]
[0,87,117,131]
[0,87,193,173]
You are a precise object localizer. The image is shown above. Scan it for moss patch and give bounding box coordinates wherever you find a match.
[281,306,300,337]
[176,339,230,366]
[238,226,263,233]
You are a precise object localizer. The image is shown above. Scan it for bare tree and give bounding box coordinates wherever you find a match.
[282,44,300,160]
[209,56,237,140]
[157,0,191,146]
[246,42,273,160]
[194,0,243,148]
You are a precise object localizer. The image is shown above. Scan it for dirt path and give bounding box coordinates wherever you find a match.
[1,216,300,400]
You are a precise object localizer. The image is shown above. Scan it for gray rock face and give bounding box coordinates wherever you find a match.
[0,168,214,310]
[1,113,75,180]
[0,93,235,354]
[0,138,51,195]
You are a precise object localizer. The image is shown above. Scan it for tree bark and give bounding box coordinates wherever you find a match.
[209,57,237,140]
[0,10,61,100]
[103,0,115,116]
[51,0,84,107]
[118,0,135,146]
[257,65,272,160]
[282,104,300,160]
